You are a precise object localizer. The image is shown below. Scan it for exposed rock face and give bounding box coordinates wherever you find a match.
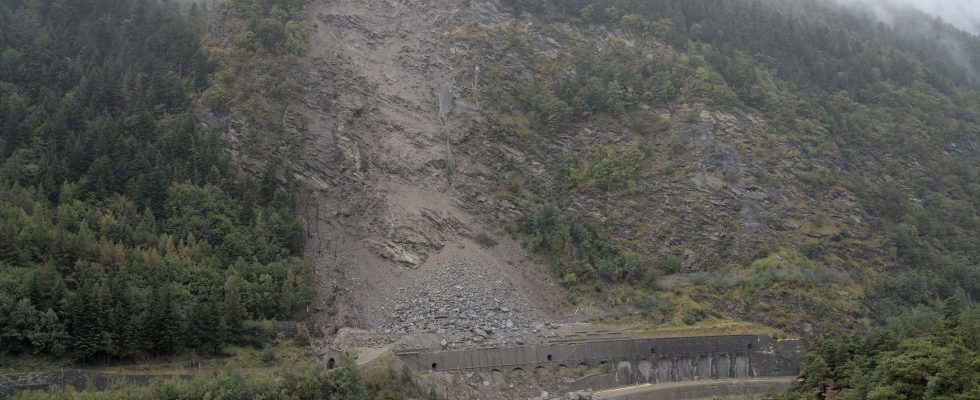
[276,0,565,352]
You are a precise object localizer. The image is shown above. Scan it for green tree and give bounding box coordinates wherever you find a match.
[223,270,246,333]
[68,284,106,362]
[328,357,369,400]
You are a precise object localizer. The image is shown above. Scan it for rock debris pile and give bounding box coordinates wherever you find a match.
[375,259,557,349]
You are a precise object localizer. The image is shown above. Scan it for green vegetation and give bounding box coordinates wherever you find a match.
[784,301,979,400]
[202,0,309,158]
[520,205,652,285]
[12,357,430,400]
[559,145,646,193]
[487,1,980,397]
[0,0,312,362]
[493,0,979,319]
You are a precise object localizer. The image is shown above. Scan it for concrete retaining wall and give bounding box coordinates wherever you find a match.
[395,335,804,384]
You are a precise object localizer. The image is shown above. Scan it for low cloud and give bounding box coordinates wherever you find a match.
[836,0,980,34]
[831,0,979,77]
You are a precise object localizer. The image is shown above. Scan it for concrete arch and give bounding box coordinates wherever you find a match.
[696,355,712,380]
[717,353,733,378]
[655,358,673,383]
[614,361,634,385]
[735,354,751,378]
[636,359,654,383]
[326,358,336,369]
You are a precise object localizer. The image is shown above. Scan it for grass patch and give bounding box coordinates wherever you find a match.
[586,318,787,339]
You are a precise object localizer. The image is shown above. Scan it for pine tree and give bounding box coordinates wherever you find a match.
[127,306,152,358]
[105,277,132,358]
[30,263,65,312]
[223,271,246,333]
[941,295,963,333]
[279,267,298,318]
[0,222,23,264]
[186,299,210,350]
[69,285,105,362]
[148,285,181,355]
[210,301,229,353]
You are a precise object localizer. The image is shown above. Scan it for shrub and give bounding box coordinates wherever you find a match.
[800,241,824,260]
[668,134,686,155]
[657,255,682,274]
[260,345,277,364]
[561,273,579,288]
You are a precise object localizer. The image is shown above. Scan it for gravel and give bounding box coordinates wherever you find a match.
[374,258,557,349]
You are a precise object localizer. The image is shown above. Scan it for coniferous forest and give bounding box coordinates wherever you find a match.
[0,0,313,362]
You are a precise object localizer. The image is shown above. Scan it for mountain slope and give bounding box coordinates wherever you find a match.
[465,0,980,331]
[239,0,980,344]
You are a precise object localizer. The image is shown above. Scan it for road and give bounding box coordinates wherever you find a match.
[593,377,796,400]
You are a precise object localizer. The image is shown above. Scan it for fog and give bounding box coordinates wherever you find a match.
[836,0,980,34]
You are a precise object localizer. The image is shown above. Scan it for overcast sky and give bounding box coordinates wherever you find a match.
[836,0,980,34]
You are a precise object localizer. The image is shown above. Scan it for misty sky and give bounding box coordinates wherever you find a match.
[838,0,980,34]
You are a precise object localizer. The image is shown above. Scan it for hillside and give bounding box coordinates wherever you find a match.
[458,0,980,332]
[2,0,979,399]
[222,0,979,395]
[216,0,978,339]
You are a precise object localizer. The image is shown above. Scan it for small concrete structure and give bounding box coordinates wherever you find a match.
[395,335,804,385]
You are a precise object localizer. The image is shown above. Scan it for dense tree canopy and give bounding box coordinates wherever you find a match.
[784,302,979,400]
[0,0,313,361]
